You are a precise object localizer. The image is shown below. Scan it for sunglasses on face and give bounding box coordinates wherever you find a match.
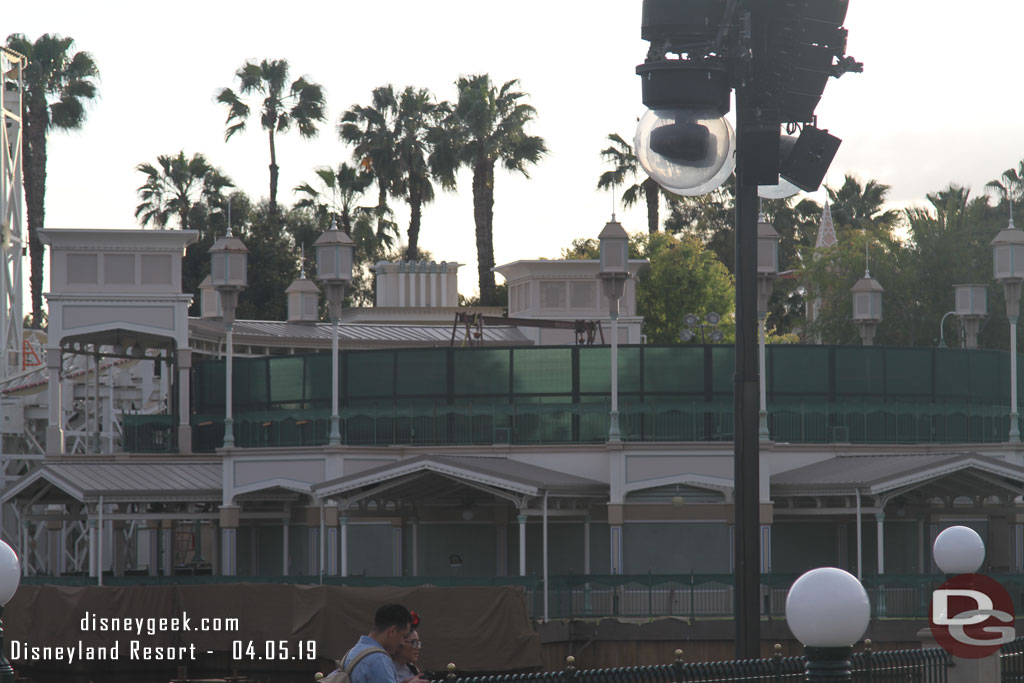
[405,640,422,649]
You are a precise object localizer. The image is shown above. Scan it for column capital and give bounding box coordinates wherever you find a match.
[517,515,528,524]
[875,512,886,522]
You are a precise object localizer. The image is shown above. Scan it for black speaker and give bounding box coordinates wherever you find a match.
[780,126,841,192]
[739,123,781,186]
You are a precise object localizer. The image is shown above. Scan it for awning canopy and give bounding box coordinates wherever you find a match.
[771,452,1024,504]
[2,459,222,505]
[313,454,608,510]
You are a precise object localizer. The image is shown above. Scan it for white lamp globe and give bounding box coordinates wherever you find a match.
[0,540,20,605]
[785,567,870,647]
[758,177,801,200]
[933,525,985,575]
[635,108,734,196]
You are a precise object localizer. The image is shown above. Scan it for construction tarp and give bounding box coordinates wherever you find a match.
[5,583,542,674]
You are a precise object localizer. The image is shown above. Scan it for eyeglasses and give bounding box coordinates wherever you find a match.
[406,640,422,649]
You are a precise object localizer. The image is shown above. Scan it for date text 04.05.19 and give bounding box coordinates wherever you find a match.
[232,640,317,661]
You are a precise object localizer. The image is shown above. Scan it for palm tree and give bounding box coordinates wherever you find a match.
[135,151,233,230]
[392,86,442,260]
[217,59,325,214]
[338,85,402,245]
[825,174,901,243]
[597,133,662,233]
[293,162,374,235]
[6,33,99,328]
[429,74,547,306]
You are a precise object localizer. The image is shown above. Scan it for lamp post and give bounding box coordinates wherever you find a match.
[851,247,883,346]
[315,217,354,446]
[992,216,1024,442]
[634,0,858,658]
[680,312,724,343]
[209,227,248,448]
[598,218,630,442]
[0,540,20,683]
[786,567,871,682]
[953,284,987,349]
[757,211,779,441]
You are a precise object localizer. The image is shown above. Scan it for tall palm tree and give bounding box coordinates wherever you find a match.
[429,74,547,306]
[597,133,662,233]
[217,59,325,214]
[134,151,233,230]
[6,33,99,328]
[392,86,442,260]
[986,160,1024,217]
[293,162,374,235]
[338,85,402,245]
[825,174,901,243]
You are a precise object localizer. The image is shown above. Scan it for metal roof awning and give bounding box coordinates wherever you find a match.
[3,459,223,505]
[313,454,608,508]
[771,452,1024,501]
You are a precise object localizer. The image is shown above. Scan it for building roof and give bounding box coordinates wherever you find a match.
[188,317,531,349]
[2,460,222,504]
[771,452,1024,499]
[313,454,608,504]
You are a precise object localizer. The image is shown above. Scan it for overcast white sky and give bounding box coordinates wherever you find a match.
[8,1,1024,302]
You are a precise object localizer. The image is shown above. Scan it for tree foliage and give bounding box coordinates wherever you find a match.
[597,133,662,233]
[217,58,325,214]
[430,74,547,306]
[135,151,233,230]
[7,32,99,327]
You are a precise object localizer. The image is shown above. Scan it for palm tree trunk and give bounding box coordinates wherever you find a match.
[407,181,421,261]
[268,129,279,214]
[472,158,497,306]
[643,177,660,233]
[23,102,47,328]
[376,182,388,239]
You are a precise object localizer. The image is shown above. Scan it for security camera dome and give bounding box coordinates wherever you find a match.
[635,108,734,196]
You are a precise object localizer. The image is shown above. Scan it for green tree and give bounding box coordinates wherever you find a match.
[559,232,734,344]
[6,33,99,327]
[135,151,233,230]
[826,174,901,244]
[597,133,663,233]
[986,160,1024,205]
[430,74,547,306]
[292,165,386,306]
[392,86,442,260]
[217,58,325,215]
[338,85,403,245]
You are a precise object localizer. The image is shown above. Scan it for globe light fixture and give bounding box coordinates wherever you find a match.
[786,567,870,682]
[634,108,735,196]
[933,525,985,575]
[0,539,20,682]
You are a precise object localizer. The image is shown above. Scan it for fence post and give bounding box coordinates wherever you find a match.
[446,662,457,681]
[772,643,783,683]
[565,655,577,683]
[863,639,873,683]
[673,649,684,683]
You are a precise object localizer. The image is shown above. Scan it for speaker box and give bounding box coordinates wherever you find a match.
[780,126,841,192]
[739,123,781,186]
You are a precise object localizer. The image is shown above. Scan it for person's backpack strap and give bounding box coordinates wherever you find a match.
[345,646,389,676]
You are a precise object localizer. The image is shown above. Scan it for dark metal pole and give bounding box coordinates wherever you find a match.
[733,79,762,659]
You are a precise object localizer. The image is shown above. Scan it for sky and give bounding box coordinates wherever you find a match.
[8,0,1024,306]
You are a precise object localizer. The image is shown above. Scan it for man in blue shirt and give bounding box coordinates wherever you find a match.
[342,604,417,683]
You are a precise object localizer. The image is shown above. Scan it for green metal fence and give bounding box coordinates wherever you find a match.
[119,344,1024,452]
[446,647,949,683]
[1002,636,1024,681]
[26,572,1024,623]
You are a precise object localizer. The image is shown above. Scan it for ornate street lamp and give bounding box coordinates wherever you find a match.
[851,244,883,346]
[598,217,631,442]
[209,226,248,448]
[992,214,1024,442]
[786,567,871,682]
[757,212,780,441]
[315,217,354,446]
[953,284,987,349]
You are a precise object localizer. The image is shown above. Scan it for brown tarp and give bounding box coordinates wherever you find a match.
[6,584,542,673]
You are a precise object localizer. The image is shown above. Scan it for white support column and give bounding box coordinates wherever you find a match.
[220,506,238,577]
[162,521,174,576]
[88,520,97,578]
[177,349,193,453]
[583,515,591,575]
[760,524,772,573]
[855,490,863,580]
[876,512,885,575]
[610,525,623,575]
[45,346,64,455]
[518,514,527,577]
[105,364,114,454]
[392,523,403,577]
[281,514,290,577]
[147,525,159,577]
[542,492,549,623]
[326,503,339,576]
[340,516,349,578]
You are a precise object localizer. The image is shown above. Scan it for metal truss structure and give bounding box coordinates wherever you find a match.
[0,47,24,385]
